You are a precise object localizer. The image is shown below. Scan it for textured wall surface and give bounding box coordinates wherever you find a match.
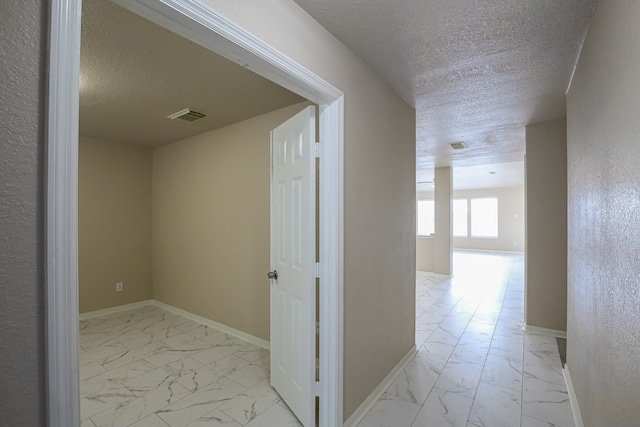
[525,120,567,331]
[0,0,47,425]
[79,137,153,313]
[566,2,640,425]
[200,0,417,418]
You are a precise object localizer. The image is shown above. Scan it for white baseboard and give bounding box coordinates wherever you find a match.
[79,299,270,350]
[563,363,584,427]
[453,248,525,255]
[79,300,154,320]
[151,300,270,350]
[343,345,417,427]
[416,271,452,279]
[523,324,567,339]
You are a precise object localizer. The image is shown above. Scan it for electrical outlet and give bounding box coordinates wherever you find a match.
[116,282,124,292]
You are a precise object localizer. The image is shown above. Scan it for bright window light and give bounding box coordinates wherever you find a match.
[453,199,468,237]
[471,197,498,238]
[417,200,435,236]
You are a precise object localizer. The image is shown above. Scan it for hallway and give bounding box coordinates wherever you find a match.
[358,251,573,427]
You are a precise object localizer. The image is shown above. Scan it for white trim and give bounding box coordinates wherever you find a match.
[47,1,344,426]
[152,300,270,350]
[343,345,417,427]
[46,0,82,426]
[563,363,584,427]
[416,271,452,279]
[78,300,155,320]
[523,324,567,339]
[453,248,525,255]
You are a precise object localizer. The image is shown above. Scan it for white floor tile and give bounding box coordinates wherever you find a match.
[357,393,421,427]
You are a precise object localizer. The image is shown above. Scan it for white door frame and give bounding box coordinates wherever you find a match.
[46,1,344,426]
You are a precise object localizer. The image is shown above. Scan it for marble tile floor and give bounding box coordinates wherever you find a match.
[357,251,575,427]
[79,305,302,427]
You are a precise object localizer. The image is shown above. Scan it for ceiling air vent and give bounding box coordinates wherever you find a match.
[167,108,207,122]
[448,141,467,150]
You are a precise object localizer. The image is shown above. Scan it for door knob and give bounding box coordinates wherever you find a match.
[267,270,278,280]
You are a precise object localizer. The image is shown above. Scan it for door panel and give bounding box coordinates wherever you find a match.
[270,106,316,427]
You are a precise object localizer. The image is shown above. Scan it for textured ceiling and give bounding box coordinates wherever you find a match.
[293,0,595,171]
[80,0,304,146]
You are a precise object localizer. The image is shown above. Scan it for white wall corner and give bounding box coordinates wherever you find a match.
[563,363,584,427]
[343,345,417,427]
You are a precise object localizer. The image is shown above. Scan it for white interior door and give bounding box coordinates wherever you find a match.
[269,106,316,427]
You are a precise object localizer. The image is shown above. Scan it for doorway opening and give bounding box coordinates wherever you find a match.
[47,0,344,426]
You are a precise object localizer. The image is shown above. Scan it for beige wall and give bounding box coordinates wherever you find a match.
[152,103,309,341]
[199,0,417,418]
[78,137,153,313]
[416,238,435,272]
[525,120,567,332]
[453,187,525,252]
[433,167,452,275]
[566,2,640,425]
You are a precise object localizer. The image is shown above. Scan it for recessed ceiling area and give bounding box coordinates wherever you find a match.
[80,0,305,147]
[292,0,595,174]
[417,161,524,192]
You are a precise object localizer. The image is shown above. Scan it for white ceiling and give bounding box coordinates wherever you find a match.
[80,0,304,146]
[417,161,524,192]
[293,0,595,185]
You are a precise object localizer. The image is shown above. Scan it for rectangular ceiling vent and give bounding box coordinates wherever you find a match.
[448,141,467,150]
[167,108,206,122]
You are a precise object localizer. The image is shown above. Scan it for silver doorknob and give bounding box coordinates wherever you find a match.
[267,270,278,280]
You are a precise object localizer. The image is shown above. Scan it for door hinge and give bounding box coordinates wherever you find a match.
[314,381,320,397]
[316,321,320,334]
[314,142,321,158]
[315,262,320,279]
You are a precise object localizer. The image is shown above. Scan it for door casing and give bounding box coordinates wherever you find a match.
[45,1,345,426]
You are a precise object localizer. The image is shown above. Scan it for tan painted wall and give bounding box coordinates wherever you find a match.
[152,103,309,341]
[198,0,417,418]
[416,238,435,272]
[78,137,153,313]
[566,2,640,424]
[453,187,525,252]
[433,167,452,275]
[525,120,567,332]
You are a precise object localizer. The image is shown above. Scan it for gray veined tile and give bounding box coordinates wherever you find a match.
[191,339,248,366]
[80,361,107,381]
[80,381,135,420]
[480,354,523,392]
[467,381,521,427]
[85,360,157,386]
[433,360,483,399]
[99,341,171,371]
[386,357,439,405]
[81,419,97,427]
[129,414,171,427]
[426,325,463,346]
[184,325,226,340]
[217,379,280,424]
[82,329,153,352]
[185,409,242,426]
[123,328,183,350]
[163,333,213,352]
[521,415,562,427]
[234,344,270,363]
[80,343,129,366]
[356,393,421,427]
[226,361,270,389]
[177,354,250,393]
[244,402,302,427]
[415,341,455,373]
[123,357,202,396]
[156,377,246,427]
[450,337,490,365]
[411,387,473,427]
[90,381,190,427]
[522,376,574,427]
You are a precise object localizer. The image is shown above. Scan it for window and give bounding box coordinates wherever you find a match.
[417,200,435,236]
[453,199,468,237]
[470,197,498,238]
